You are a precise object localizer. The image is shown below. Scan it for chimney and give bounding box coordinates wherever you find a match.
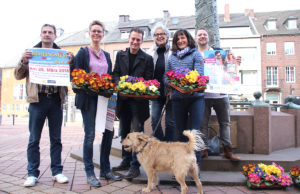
[249,9,255,19]
[119,15,130,23]
[163,10,169,20]
[244,9,249,15]
[224,4,230,22]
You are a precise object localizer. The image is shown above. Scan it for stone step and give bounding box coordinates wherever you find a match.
[70,149,245,186]
[108,137,300,171]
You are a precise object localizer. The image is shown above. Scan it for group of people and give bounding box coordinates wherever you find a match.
[15,20,240,188]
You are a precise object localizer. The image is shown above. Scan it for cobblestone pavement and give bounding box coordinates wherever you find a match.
[0,117,299,194]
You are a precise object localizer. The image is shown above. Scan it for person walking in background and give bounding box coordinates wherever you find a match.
[147,22,175,141]
[15,24,73,187]
[196,28,240,161]
[112,28,154,179]
[165,29,205,177]
[73,20,121,187]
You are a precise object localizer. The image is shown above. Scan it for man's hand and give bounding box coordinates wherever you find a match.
[236,56,242,65]
[67,52,74,63]
[22,50,32,64]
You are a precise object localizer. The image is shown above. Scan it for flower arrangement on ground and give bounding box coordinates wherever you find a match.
[242,163,292,189]
[117,75,160,98]
[71,68,117,96]
[289,166,300,186]
[165,67,209,93]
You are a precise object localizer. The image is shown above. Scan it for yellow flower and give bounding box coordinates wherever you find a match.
[120,75,128,81]
[131,83,138,91]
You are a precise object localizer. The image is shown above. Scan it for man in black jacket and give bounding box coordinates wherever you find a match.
[112,28,154,179]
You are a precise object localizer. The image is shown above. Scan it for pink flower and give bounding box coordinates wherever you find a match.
[277,174,292,186]
[248,173,261,184]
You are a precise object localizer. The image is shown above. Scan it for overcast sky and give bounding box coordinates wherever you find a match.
[0,0,299,66]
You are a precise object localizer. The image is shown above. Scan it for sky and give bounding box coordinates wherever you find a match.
[0,0,299,66]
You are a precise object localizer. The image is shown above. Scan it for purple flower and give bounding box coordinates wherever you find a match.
[174,67,190,75]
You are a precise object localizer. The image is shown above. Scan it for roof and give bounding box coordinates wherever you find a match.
[251,10,300,36]
[57,13,252,46]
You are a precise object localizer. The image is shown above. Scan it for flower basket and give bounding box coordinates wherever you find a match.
[168,82,205,94]
[117,75,160,99]
[119,93,159,99]
[166,68,209,94]
[71,69,117,97]
[242,163,292,189]
[289,166,300,187]
[248,182,287,189]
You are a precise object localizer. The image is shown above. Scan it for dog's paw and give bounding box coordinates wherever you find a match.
[142,188,151,193]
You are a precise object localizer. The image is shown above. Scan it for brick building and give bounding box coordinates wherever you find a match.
[252,10,300,103]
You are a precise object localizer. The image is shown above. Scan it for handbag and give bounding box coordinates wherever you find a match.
[207,127,220,156]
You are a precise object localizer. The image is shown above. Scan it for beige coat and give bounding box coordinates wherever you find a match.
[14,60,68,104]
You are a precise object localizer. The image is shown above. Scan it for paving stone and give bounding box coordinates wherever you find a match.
[109,180,133,188]
[99,185,120,193]
[83,189,108,194]
[110,189,136,194]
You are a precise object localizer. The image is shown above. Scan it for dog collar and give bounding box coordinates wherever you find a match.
[136,141,149,154]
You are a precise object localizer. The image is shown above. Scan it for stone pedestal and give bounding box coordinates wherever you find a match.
[252,106,272,154]
[281,109,300,147]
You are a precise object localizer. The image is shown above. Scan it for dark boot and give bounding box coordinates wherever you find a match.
[201,149,208,158]
[124,168,140,179]
[223,146,240,161]
[112,161,130,171]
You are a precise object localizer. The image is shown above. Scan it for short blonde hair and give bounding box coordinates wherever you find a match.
[89,20,105,31]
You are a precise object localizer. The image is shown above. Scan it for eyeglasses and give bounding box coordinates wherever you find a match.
[91,30,103,34]
[154,33,166,37]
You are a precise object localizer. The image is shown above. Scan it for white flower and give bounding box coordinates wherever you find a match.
[149,85,158,92]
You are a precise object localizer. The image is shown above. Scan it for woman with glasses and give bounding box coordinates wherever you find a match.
[73,20,121,187]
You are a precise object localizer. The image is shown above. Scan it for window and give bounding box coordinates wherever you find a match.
[286,66,295,83]
[2,104,6,111]
[287,19,297,29]
[121,31,129,39]
[6,70,10,78]
[11,104,15,112]
[13,84,26,100]
[284,42,295,55]
[266,43,276,55]
[16,104,20,111]
[266,20,277,30]
[266,66,278,86]
[113,50,120,62]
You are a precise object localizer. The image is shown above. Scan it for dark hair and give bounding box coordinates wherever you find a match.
[89,20,105,31]
[130,28,144,39]
[41,24,56,35]
[171,29,196,52]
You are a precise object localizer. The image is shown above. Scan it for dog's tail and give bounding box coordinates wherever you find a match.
[183,130,206,152]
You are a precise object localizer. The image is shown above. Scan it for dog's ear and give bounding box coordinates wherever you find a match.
[137,134,148,142]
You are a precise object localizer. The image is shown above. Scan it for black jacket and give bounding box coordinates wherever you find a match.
[113,48,154,122]
[74,47,113,110]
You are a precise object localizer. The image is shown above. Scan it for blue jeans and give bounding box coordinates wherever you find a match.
[100,129,114,175]
[27,94,63,177]
[151,98,175,141]
[119,100,144,170]
[200,97,232,147]
[172,97,205,166]
[81,96,98,177]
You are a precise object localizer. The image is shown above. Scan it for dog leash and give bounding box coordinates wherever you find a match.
[149,96,170,138]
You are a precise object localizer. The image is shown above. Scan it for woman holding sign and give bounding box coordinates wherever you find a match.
[73,20,121,187]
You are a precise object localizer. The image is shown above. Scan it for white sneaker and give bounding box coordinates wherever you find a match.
[24,176,38,187]
[52,173,69,183]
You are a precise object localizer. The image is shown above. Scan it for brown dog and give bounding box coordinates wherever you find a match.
[122,130,204,194]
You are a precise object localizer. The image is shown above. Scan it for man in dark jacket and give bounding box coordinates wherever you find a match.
[112,28,154,179]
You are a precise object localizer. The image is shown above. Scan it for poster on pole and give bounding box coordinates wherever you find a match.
[204,50,240,94]
[95,94,117,132]
[28,48,70,86]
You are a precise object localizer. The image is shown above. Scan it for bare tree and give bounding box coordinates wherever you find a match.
[195,0,220,47]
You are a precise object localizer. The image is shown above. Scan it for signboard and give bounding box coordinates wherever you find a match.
[204,50,240,94]
[28,48,70,86]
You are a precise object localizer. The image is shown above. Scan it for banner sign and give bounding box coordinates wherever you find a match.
[204,50,240,94]
[28,48,70,86]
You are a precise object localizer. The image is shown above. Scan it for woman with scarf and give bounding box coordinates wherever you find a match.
[165,29,205,177]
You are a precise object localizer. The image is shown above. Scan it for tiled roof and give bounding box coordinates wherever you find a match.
[251,10,300,36]
[57,13,252,46]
